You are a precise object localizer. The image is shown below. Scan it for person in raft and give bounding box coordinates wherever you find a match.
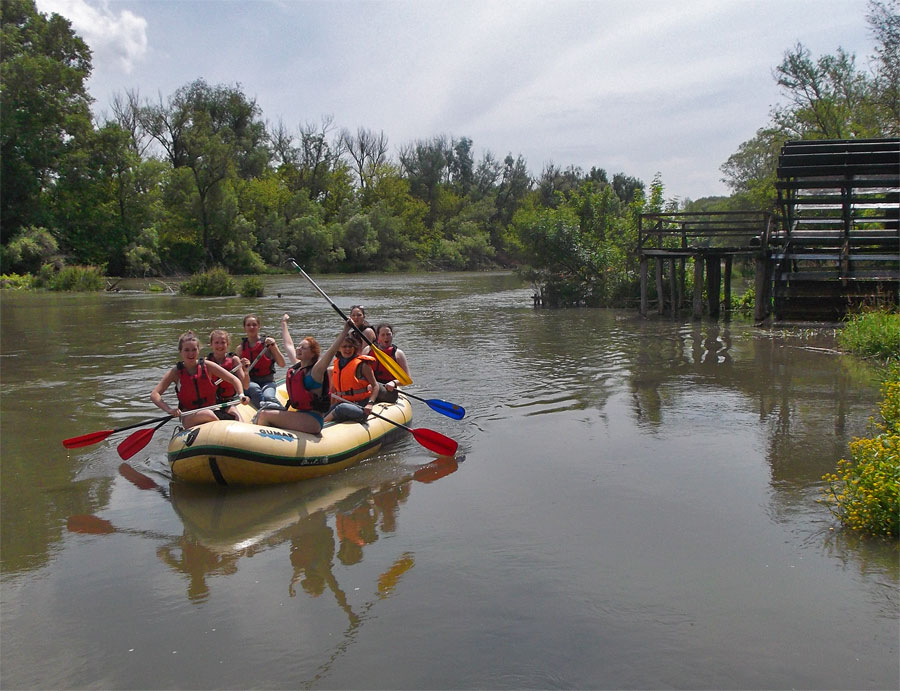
[349,305,376,348]
[323,329,379,423]
[151,330,249,428]
[371,323,410,403]
[238,314,286,409]
[254,316,353,434]
[207,329,250,419]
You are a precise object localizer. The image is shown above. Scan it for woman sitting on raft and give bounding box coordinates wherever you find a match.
[254,316,352,434]
[323,329,379,424]
[238,314,286,409]
[207,328,250,419]
[151,330,249,428]
[349,305,376,349]
[372,323,410,403]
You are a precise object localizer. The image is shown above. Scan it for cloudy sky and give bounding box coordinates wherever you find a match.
[35,0,877,201]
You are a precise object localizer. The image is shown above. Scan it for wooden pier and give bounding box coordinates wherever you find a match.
[639,138,899,321]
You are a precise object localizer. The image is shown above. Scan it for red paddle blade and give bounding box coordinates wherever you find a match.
[116,427,156,460]
[62,429,114,449]
[67,514,116,534]
[411,428,458,457]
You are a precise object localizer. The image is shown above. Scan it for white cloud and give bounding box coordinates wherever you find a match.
[36,0,148,73]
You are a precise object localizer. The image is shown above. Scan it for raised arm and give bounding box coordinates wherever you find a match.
[281,313,298,364]
[310,320,353,382]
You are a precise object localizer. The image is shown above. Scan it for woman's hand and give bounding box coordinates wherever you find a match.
[264,336,276,348]
[281,313,290,323]
[239,394,249,405]
[241,357,251,370]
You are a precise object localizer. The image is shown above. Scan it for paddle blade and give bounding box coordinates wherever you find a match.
[62,429,114,449]
[67,514,116,535]
[371,346,412,386]
[117,427,156,460]
[411,427,458,456]
[377,553,414,597]
[426,398,466,420]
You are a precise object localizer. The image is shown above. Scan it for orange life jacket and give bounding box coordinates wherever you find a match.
[331,354,375,403]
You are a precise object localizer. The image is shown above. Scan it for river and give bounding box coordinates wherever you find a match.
[1,271,897,689]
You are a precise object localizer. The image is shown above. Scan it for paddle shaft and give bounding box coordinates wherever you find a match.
[331,395,458,456]
[213,343,268,385]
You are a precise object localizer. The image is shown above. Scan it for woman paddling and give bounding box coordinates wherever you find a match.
[238,314,286,409]
[254,316,352,434]
[371,323,411,403]
[207,329,250,419]
[151,331,248,428]
[323,329,379,424]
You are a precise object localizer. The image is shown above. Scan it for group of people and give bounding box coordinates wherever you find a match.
[151,306,410,436]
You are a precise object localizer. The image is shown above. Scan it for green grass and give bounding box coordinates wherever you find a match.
[838,308,900,362]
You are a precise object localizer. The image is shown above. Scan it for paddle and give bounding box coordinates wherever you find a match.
[115,398,241,461]
[401,391,465,420]
[63,414,173,449]
[331,395,458,456]
[287,259,413,387]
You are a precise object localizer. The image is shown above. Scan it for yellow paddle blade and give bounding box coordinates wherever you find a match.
[371,344,412,386]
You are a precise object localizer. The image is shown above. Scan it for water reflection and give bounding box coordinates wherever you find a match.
[94,456,458,604]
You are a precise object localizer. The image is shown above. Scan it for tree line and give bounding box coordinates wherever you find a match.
[2,0,897,306]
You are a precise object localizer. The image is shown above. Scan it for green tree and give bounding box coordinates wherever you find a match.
[1,0,93,243]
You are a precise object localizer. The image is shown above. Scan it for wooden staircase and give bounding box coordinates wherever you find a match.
[772,138,899,320]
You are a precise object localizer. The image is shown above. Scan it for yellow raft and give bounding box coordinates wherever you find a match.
[168,390,412,486]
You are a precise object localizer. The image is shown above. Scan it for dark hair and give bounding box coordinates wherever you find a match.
[374,323,393,337]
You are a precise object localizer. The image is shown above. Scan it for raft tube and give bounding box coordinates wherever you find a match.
[168,392,412,486]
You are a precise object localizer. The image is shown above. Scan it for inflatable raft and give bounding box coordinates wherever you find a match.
[168,390,412,486]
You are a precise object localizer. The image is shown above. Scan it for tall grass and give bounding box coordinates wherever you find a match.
[837,308,900,361]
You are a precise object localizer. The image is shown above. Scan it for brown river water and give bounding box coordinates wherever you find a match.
[1,271,897,689]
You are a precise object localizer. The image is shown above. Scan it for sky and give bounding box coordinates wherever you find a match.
[34,0,879,202]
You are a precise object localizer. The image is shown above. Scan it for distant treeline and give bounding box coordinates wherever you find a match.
[2,0,897,305]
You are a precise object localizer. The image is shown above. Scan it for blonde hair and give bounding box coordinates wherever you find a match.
[209,329,230,346]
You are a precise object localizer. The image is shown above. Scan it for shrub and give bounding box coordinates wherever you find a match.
[838,308,900,362]
[240,276,265,297]
[822,371,900,538]
[0,273,36,290]
[179,267,237,296]
[34,264,106,291]
[1,227,59,274]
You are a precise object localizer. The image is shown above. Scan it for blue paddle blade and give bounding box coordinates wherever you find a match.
[426,398,465,420]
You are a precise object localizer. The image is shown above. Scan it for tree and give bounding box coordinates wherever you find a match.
[867,0,900,134]
[0,0,93,243]
[139,80,269,265]
[340,127,389,190]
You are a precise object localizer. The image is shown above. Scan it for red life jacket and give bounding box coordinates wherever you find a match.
[175,359,217,411]
[285,363,330,413]
[241,337,275,378]
[208,351,239,401]
[331,354,376,403]
[371,344,399,383]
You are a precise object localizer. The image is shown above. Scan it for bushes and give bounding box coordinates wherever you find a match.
[179,267,236,296]
[822,372,900,538]
[240,276,264,297]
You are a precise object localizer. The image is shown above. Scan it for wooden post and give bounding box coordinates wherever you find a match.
[723,256,733,316]
[669,258,677,317]
[707,256,721,319]
[678,257,686,314]
[640,256,649,316]
[655,258,665,315]
[754,255,769,322]
[692,255,704,319]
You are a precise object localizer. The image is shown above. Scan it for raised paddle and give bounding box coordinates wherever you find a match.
[331,395,458,456]
[115,398,242,461]
[400,390,465,420]
[286,259,413,387]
